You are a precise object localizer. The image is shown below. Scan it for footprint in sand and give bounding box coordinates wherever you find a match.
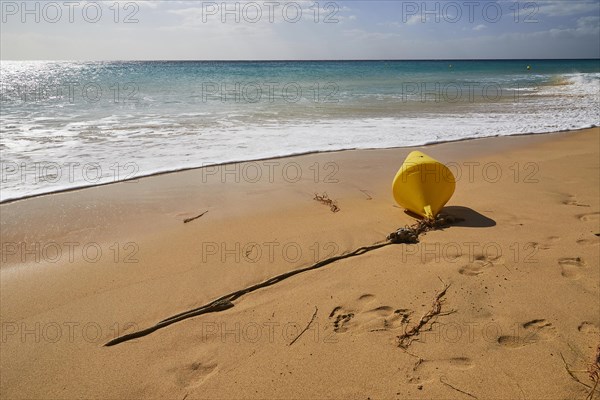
[329,294,376,332]
[170,360,218,389]
[358,294,375,302]
[576,235,600,246]
[497,319,556,348]
[406,357,474,385]
[329,307,355,333]
[578,322,600,334]
[559,257,586,279]
[459,254,505,276]
[365,306,412,332]
[459,259,492,276]
[562,195,591,207]
[329,294,411,334]
[534,236,561,250]
[578,212,600,222]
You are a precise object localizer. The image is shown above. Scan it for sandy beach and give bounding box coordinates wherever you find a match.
[1,128,599,399]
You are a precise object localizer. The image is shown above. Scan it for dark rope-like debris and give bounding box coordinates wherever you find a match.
[313,193,340,213]
[397,279,452,349]
[587,344,600,400]
[440,376,478,399]
[105,214,459,346]
[183,210,208,224]
[561,353,592,388]
[289,306,318,346]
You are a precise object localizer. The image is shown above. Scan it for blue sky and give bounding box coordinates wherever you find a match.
[1,0,599,60]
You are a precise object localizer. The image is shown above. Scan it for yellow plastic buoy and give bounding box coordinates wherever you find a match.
[392,151,456,219]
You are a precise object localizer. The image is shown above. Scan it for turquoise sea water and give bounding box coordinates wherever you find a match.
[1,59,599,201]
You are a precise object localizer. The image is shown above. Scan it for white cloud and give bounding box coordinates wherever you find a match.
[542,15,600,38]
[473,24,487,31]
[405,14,423,25]
[577,15,600,29]
[534,0,599,16]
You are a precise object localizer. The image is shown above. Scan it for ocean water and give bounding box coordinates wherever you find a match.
[1,59,599,202]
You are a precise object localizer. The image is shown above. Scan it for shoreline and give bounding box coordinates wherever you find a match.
[2,126,596,205]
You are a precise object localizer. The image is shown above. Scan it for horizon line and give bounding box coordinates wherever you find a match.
[2,58,599,62]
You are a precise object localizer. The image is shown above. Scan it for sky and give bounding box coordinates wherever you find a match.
[1,0,599,60]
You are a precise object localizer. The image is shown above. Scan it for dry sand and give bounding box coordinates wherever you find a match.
[1,128,599,399]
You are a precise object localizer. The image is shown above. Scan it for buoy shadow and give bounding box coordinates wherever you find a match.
[441,206,496,228]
